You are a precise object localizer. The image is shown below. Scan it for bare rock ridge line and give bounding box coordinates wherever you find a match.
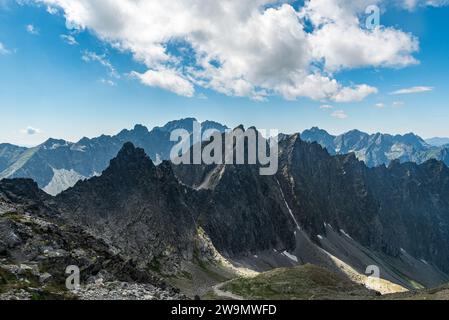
[1,119,449,197]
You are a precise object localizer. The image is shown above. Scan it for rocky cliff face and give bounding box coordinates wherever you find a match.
[277,134,449,274]
[173,128,296,257]
[174,129,449,288]
[0,179,183,300]
[55,143,199,273]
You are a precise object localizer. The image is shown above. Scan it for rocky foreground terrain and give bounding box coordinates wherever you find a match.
[2,127,449,300]
[0,187,184,300]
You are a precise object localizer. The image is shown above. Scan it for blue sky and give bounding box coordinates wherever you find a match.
[0,0,448,146]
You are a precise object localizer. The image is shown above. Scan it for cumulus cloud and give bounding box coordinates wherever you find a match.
[332,84,378,103]
[22,126,41,135]
[390,86,434,95]
[31,0,423,101]
[131,69,194,97]
[320,104,334,110]
[46,5,57,14]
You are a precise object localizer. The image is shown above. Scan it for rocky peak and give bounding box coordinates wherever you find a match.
[161,118,198,133]
[202,120,229,133]
[40,138,71,149]
[105,142,155,175]
[133,124,150,133]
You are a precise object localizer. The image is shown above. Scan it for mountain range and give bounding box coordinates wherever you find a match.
[2,126,449,299]
[301,127,449,168]
[0,118,228,195]
[1,120,448,197]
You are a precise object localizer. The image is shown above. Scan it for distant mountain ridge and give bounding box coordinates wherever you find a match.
[0,119,228,195]
[426,137,449,147]
[1,121,449,195]
[301,127,449,168]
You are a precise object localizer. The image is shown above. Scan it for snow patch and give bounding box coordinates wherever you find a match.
[324,222,333,230]
[276,178,301,230]
[282,251,298,263]
[70,144,87,152]
[340,229,353,239]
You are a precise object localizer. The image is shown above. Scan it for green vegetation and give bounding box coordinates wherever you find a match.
[222,264,375,300]
[2,212,25,223]
[0,265,75,300]
[383,284,449,300]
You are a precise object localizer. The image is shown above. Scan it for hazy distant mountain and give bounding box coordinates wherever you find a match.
[426,137,449,147]
[0,144,28,172]
[301,127,449,167]
[0,119,228,195]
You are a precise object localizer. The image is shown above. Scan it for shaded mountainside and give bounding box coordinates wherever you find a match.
[55,143,199,272]
[301,127,449,168]
[174,128,449,289]
[173,128,297,257]
[275,134,449,284]
[0,180,183,300]
[0,119,228,196]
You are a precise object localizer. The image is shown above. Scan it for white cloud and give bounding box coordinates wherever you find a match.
[400,0,449,11]
[332,85,378,103]
[320,104,334,110]
[100,78,116,86]
[60,34,78,45]
[375,102,386,108]
[46,5,58,14]
[22,126,42,135]
[31,0,424,102]
[131,69,194,97]
[392,101,405,107]
[81,50,119,78]
[331,110,348,119]
[26,24,39,35]
[0,42,10,55]
[390,86,434,95]
[303,0,419,71]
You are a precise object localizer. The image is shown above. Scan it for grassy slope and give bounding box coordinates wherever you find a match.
[220,264,378,300]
